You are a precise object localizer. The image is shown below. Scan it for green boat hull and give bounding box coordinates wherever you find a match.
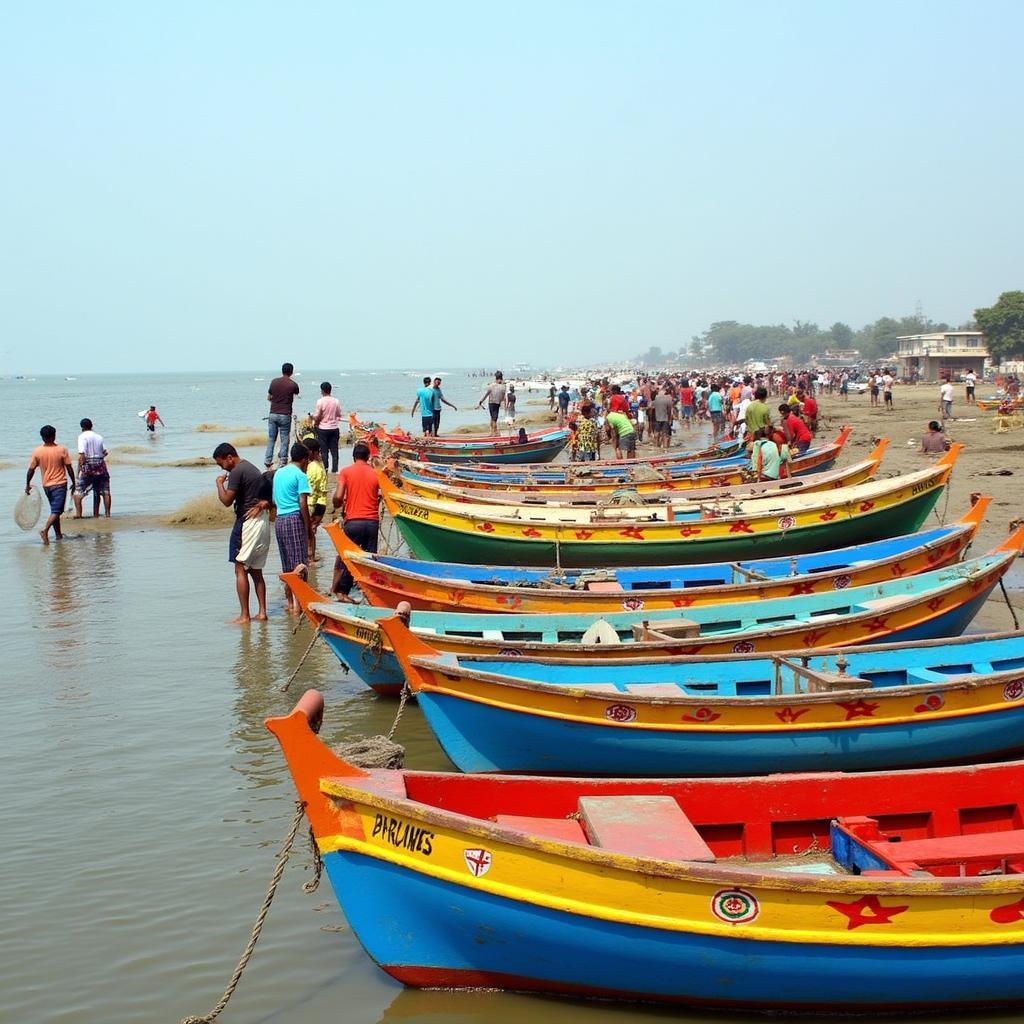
[392,487,947,567]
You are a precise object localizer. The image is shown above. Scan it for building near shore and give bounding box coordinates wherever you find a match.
[897,331,987,380]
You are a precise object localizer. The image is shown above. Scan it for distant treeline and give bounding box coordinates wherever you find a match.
[636,314,969,368]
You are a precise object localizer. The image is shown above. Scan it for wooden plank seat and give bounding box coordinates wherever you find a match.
[577,795,715,862]
[495,814,588,844]
[883,830,1024,867]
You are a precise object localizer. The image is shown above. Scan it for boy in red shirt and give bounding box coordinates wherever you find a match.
[331,441,381,598]
[796,390,818,433]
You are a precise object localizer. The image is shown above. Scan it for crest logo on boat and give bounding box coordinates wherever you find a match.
[777,515,796,531]
[833,574,852,590]
[605,703,637,723]
[732,641,755,654]
[498,647,523,657]
[914,693,945,713]
[1003,680,1024,702]
[463,848,492,877]
[622,597,645,611]
[711,888,760,925]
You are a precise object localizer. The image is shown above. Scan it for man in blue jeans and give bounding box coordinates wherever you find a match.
[265,362,300,467]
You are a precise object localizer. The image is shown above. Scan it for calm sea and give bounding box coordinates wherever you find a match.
[0,370,1019,1023]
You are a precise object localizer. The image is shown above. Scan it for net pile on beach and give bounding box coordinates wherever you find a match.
[14,490,42,531]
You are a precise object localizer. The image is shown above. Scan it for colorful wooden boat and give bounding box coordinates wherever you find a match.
[328,497,987,614]
[283,543,1008,694]
[366,428,571,466]
[391,439,888,508]
[379,446,962,567]
[398,428,850,489]
[269,691,1024,1011]
[381,610,1024,775]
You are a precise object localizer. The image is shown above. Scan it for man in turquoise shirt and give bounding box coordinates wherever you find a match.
[272,443,312,614]
[410,376,437,436]
[707,384,725,443]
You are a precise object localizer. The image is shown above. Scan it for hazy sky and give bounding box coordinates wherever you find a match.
[2,1,1021,373]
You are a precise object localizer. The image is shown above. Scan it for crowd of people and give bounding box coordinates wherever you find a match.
[554,371,823,478]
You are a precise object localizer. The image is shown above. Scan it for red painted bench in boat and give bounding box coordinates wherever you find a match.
[577,795,716,862]
[833,815,1024,876]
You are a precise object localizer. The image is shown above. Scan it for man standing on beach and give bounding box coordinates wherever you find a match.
[939,378,955,422]
[477,371,506,433]
[652,387,675,448]
[266,362,300,468]
[272,442,312,614]
[313,381,342,472]
[73,417,111,518]
[213,442,271,624]
[411,376,437,436]
[965,370,977,405]
[556,385,571,427]
[331,441,380,598]
[431,376,457,436]
[26,425,76,545]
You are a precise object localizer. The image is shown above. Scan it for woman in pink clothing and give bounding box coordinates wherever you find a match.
[313,381,343,472]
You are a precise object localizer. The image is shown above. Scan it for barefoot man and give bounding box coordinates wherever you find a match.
[272,443,312,614]
[213,442,272,623]
[26,425,76,545]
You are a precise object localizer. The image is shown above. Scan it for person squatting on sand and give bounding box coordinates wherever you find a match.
[213,442,272,624]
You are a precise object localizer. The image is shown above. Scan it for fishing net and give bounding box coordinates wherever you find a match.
[14,490,42,531]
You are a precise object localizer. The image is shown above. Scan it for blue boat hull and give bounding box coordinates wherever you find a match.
[325,850,1024,1010]
[415,595,1019,774]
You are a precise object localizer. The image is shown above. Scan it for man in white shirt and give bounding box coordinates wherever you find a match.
[73,417,111,517]
[939,379,954,422]
[964,370,977,404]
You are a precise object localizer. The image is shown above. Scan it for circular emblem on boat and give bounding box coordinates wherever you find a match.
[711,888,760,925]
[732,640,755,654]
[1003,680,1024,702]
[833,574,852,590]
[622,597,645,611]
[777,515,796,531]
[497,647,523,657]
[913,692,946,713]
[605,703,637,723]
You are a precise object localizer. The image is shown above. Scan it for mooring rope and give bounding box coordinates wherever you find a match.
[279,626,326,692]
[180,801,309,1024]
[999,578,1021,631]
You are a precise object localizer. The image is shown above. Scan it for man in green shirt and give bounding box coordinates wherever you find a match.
[604,410,636,459]
[743,386,772,435]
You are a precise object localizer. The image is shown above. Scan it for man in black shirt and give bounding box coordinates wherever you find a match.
[214,442,272,624]
[265,362,300,468]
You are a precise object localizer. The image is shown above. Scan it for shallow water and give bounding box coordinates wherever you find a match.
[2,370,1022,1023]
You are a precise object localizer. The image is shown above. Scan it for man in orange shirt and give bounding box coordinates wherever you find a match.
[330,441,381,598]
[26,425,76,545]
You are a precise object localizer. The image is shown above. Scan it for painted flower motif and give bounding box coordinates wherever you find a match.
[475,521,495,533]
[605,703,637,723]
[913,693,945,713]
[711,888,759,924]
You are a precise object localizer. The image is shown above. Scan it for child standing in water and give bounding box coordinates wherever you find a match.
[303,439,328,563]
